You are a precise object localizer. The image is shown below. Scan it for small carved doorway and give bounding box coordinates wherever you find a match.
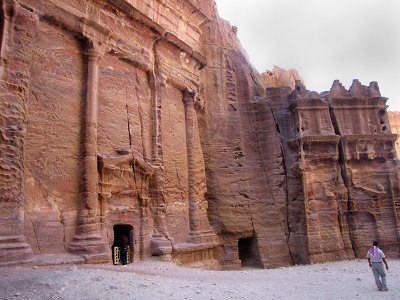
[238,236,262,268]
[113,224,134,264]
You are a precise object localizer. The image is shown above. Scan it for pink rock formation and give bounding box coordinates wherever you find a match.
[388,112,400,160]
[0,0,399,268]
[199,3,291,269]
[1,0,219,267]
[262,66,305,90]
[269,80,400,263]
[327,80,400,258]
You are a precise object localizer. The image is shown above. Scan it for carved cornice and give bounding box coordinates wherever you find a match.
[98,150,155,177]
[22,0,207,72]
[179,0,210,24]
[109,0,165,33]
[164,32,206,69]
[290,103,330,112]
[108,0,207,67]
[327,101,389,110]
[154,0,210,27]
[80,17,110,41]
[299,135,341,144]
[288,135,340,148]
[341,134,397,142]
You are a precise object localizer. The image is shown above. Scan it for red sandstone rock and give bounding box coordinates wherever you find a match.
[327,80,400,258]
[388,112,400,160]
[199,4,292,269]
[0,0,399,269]
[269,80,400,263]
[262,65,305,90]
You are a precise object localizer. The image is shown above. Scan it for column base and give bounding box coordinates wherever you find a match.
[172,235,221,269]
[0,235,33,266]
[68,233,109,263]
[151,233,173,257]
[187,229,219,246]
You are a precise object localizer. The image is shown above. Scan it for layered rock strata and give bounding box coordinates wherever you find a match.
[0,0,219,267]
[326,80,400,258]
[199,2,291,269]
[0,0,399,268]
[388,112,400,160]
[0,0,36,265]
[269,80,400,263]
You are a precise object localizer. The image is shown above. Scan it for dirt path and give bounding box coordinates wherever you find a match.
[0,259,399,299]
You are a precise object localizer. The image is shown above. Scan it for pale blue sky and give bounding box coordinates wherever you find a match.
[214,0,400,111]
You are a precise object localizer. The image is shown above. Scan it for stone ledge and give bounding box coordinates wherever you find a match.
[0,253,85,267]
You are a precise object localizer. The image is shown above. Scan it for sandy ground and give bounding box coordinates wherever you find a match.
[0,259,399,300]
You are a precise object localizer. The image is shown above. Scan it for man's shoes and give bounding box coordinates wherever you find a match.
[382,288,388,291]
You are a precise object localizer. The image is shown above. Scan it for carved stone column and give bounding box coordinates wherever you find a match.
[0,0,15,73]
[182,89,218,244]
[68,40,108,262]
[0,2,35,266]
[148,38,174,258]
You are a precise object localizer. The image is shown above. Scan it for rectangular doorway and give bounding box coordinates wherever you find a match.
[238,236,262,268]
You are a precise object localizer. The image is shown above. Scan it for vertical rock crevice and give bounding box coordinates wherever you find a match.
[328,105,357,256]
[269,108,294,263]
[2,0,399,268]
[125,100,132,149]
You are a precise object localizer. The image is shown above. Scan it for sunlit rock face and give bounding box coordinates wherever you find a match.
[199,2,292,269]
[0,0,399,268]
[269,79,400,264]
[388,112,400,160]
[0,0,219,267]
[262,65,305,90]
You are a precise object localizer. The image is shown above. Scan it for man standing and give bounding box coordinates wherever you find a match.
[367,241,389,291]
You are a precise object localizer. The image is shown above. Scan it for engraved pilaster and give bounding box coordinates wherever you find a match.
[182,88,218,244]
[0,1,35,265]
[68,40,108,262]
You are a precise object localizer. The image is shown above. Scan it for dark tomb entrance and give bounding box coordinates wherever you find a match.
[113,224,134,264]
[238,236,262,268]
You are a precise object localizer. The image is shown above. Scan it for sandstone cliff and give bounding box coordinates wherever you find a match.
[1,0,220,266]
[262,66,305,90]
[269,80,400,263]
[0,0,399,268]
[199,2,291,269]
[388,112,400,160]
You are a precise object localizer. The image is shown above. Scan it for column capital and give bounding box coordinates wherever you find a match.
[87,48,102,63]
[86,39,107,63]
[182,88,196,105]
[3,0,17,19]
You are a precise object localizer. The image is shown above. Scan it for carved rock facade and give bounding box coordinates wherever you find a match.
[269,80,400,264]
[0,0,399,268]
[0,0,219,266]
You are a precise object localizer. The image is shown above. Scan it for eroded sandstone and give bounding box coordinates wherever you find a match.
[262,65,305,90]
[0,0,399,268]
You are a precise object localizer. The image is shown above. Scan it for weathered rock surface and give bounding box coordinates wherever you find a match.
[1,0,219,267]
[327,80,400,258]
[388,112,400,160]
[199,3,291,269]
[0,0,399,269]
[268,81,351,264]
[269,80,400,263]
[262,65,305,90]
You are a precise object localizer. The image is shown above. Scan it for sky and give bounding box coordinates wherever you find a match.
[214,0,400,111]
